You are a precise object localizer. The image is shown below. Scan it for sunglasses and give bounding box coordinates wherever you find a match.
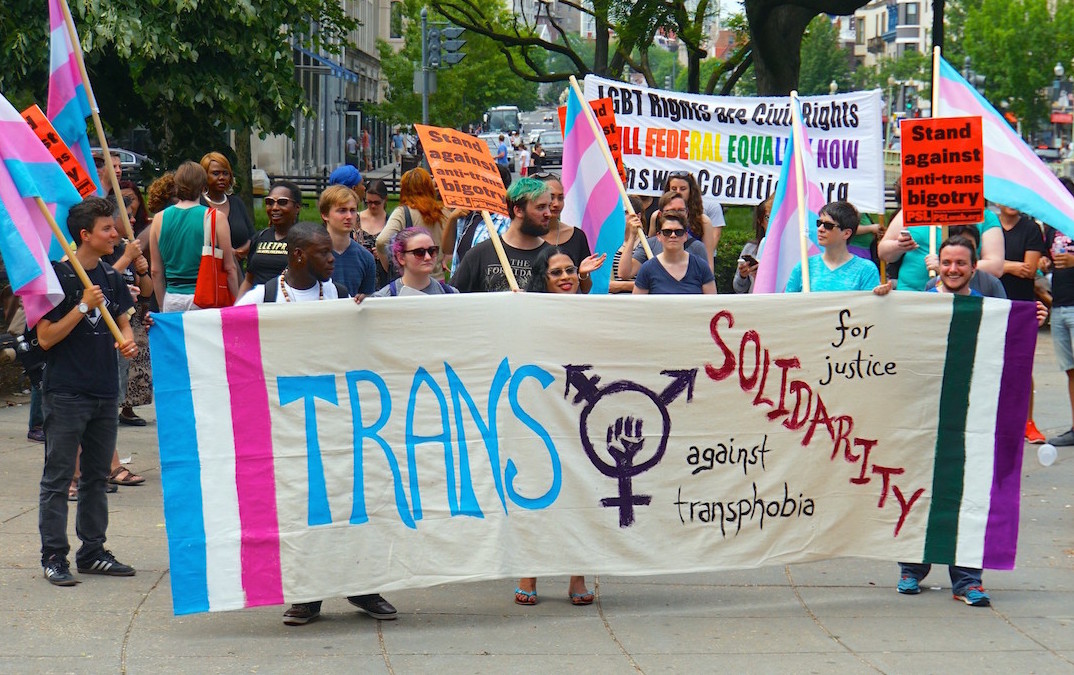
[531,171,560,181]
[406,246,440,259]
[668,170,692,179]
[817,219,845,231]
[264,197,295,207]
[547,265,578,278]
[365,198,384,207]
[660,228,687,238]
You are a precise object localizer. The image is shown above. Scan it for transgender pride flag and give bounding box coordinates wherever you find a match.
[753,98,823,293]
[937,56,1074,238]
[0,92,81,325]
[47,0,99,196]
[561,85,625,294]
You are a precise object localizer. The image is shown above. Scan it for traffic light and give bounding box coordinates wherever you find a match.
[427,27,441,68]
[440,26,466,66]
[904,85,916,112]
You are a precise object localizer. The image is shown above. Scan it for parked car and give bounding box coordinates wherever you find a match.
[538,129,564,167]
[479,133,515,172]
[91,147,154,185]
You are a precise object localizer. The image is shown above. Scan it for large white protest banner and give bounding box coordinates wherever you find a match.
[583,76,885,211]
[150,293,1034,614]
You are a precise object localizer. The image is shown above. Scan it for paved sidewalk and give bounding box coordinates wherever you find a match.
[0,329,1071,674]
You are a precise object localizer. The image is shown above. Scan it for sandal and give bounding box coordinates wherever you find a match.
[569,590,594,606]
[109,466,145,486]
[514,588,538,606]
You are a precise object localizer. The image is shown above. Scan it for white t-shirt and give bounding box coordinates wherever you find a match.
[704,201,726,228]
[518,148,530,168]
[235,279,341,305]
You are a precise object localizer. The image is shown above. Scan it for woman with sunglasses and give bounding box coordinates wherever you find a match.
[618,193,708,281]
[786,201,891,294]
[633,211,716,294]
[357,179,390,289]
[372,227,458,297]
[239,181,303,298]
[514,247,593,606]
[199,152,253,260]
[651,172,717,271]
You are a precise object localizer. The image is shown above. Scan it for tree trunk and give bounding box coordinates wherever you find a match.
[235,127,254,217]
[593,13,609,76]
[748,4,816,95]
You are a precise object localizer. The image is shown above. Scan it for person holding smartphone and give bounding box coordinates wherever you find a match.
[734,196,772,293]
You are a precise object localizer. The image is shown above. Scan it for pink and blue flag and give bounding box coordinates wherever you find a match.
[753,99,824,293]
[47,0,99,196]
[937,56,1074,237]
[0,92,81,326]
[561,86,625,294]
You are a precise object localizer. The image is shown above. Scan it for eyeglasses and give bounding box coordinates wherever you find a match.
[406,246,440,259]
[668,170,692,179]
[531,171,560,181]
[547,265,578,277]
[265,197,294,207]
[365,198,384,207]
[122,196,133,207]
[659,228,687,238]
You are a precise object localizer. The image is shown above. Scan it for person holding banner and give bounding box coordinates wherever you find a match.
[318,186,376,297]
[618,193,708,282]
[878,208,1005,291]
[632,210,716,295]
[150,162,238,312]
[786,202,890,294]
[37,197,138,586]
[452,178,552,292]
[651,173,717,271]
[372,227,458,297]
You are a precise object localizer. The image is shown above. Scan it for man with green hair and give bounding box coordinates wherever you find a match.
[452,177,551,292]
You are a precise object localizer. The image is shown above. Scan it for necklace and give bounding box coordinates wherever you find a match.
[203,191,227,206]
[279,274,323,303]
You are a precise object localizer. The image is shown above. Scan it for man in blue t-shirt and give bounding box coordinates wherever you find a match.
[786,201,889,295]
[495,134,509,168]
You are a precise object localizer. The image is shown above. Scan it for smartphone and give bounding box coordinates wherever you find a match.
[741,254,758,266]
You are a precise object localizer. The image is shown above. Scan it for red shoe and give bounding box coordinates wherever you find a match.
[1025,420,1046,444]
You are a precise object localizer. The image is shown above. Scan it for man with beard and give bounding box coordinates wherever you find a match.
[451,178,551,292]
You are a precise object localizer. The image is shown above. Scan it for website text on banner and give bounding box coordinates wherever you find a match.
[415,124,508,215]
[583,76,884,211]
[150,293,1034,615]
[900,116,984,226]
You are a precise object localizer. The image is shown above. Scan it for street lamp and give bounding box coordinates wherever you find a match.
[829,80,838,95]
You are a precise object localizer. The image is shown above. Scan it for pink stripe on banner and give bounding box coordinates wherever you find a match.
[47,59,83,115]
[560,134,589,195]
[49,0,66,31]
[580,171,622,243]
[0,121,60,162]
[220,306,283,606]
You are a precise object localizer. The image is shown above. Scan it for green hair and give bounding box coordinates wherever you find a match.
[506,177,549,215]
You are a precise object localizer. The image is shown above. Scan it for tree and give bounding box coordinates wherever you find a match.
[796,15,852,94]
[0,0,356,208]
[372,1,539,128]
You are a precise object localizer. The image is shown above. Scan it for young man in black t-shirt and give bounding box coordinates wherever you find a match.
[451,178,551,292]
[37,197,138,586]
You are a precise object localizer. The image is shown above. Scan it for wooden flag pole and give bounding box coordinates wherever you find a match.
[34,198,125,344]
[567,75,653,260]
[927,45,942,274]
[480,211,520,291]
[790,91,811,293]
[58,0,134,240]
[878,212,888,284]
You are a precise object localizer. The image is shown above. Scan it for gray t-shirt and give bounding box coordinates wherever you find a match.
[633,236,708,263]
[372,278,459,297]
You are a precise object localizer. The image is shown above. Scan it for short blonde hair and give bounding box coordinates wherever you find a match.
[318,184,358,217]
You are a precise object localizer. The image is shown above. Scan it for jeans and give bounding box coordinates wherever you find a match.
[39,392,118,565]
[898,562,982,594]
[28,380,42,430]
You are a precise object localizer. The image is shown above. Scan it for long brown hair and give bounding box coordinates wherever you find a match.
[399,167,443,225]
[663,173,705,239]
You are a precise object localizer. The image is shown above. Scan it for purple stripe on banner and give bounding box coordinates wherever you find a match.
[221,306,283,606]
[983,300,1036,569]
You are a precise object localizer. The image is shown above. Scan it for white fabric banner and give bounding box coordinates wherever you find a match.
[150,293,1033,614]
[583,75,885,212]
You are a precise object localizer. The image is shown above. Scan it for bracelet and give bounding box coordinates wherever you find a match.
[579,272,590,280]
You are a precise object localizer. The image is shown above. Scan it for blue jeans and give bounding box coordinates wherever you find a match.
[38,392,118,566]
[898,562,982,595]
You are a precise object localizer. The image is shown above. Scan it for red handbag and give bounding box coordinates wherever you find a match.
[193,208,233,308]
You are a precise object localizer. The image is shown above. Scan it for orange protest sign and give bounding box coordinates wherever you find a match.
[20,105,97,198]
[900,116,983,226]
[415,124,508,216]
[558,97,626,183]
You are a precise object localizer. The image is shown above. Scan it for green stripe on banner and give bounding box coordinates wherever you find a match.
[924,295,983,562]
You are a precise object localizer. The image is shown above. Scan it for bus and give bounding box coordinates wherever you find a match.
[484,105,522,134]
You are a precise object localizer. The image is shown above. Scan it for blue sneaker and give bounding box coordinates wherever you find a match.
[897,576,921,594]
[953,586,991,606]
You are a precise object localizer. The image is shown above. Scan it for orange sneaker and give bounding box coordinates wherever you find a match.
[1025,420,1046,444]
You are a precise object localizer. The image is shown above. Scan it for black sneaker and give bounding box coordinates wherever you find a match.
[348,594,397,620]
[27,427,45,443]
[43,555,79,586]
[283,602,321,626]
[77,550,136,576]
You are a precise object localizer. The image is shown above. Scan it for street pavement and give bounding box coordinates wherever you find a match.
[0,325,1071,674]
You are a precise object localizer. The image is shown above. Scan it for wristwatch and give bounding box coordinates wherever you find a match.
[78,302,89,314]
